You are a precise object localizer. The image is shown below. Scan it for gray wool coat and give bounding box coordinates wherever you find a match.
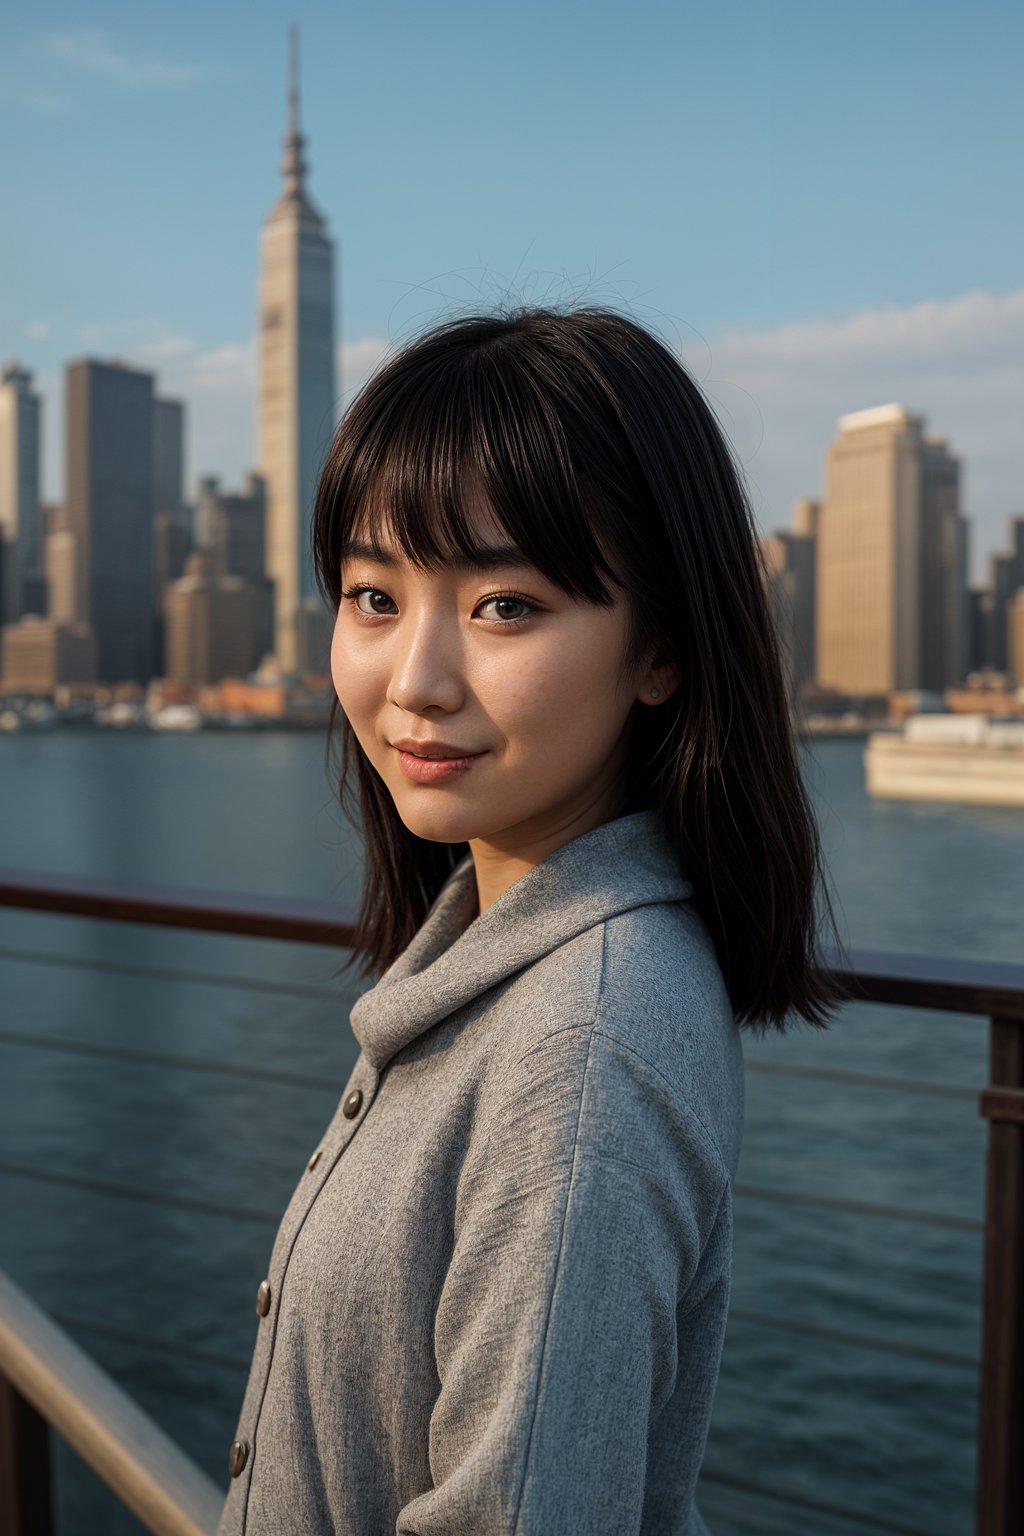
[216,808,745,1536]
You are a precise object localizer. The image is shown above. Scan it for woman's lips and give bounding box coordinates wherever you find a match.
[395,748,487,784]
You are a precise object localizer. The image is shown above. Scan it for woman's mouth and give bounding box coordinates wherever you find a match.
[394,748,487,784]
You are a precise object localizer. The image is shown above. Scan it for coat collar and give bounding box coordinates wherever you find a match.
[350,809,694,1071]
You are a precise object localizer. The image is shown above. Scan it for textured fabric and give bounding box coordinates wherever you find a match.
[216,808,744,1535]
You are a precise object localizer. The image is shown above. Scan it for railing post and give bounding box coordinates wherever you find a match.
[0,1373,54,1536]
[976,1014,1024,1536]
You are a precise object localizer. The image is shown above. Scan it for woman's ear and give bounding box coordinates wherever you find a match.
[637,653,682,706]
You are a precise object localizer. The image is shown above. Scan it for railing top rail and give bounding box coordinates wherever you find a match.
[818,944,1024,1022]
[0,1264,222,1536]
[1,867,1023,1020]
[0,865,357,947]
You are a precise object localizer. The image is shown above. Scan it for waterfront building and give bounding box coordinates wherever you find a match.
[0,612,96,692]
[164,550,259,685]
[0,361,42,627]
[257,24,337,676]
[816,405,967,695]
[65,357,156,685]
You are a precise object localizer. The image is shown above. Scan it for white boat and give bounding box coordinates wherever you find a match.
[148,703,203,732]
[865,713,1024,806]
[94,701,145,728]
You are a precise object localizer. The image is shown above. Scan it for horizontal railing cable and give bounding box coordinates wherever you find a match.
[0,1027,342,1093]
[733,1182,983,1231]
[744,1058,978,1100]
[726,1307,979,1370]
[0,942,347,1000]
[53,1312,248,1375]
[699,1467,943,1536]
[0,1159,277,1225]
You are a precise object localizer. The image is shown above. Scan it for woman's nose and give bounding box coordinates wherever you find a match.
[386,613,464,715]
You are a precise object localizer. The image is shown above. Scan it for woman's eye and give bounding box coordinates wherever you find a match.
[342,585,395,617]
[478,595,535,626]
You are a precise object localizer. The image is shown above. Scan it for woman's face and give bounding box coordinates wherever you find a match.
[330,485,671,860]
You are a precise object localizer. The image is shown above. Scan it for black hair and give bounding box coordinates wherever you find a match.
[312,302,850,1033]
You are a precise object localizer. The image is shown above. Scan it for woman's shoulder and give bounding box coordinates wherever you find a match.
[490,897,743,1180]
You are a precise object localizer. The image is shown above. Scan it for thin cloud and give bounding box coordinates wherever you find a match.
[678,287,1024,582]
[36,29,229,90]
[0,84,71,116]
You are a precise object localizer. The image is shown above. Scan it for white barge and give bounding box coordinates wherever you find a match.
[864,713,1024,807]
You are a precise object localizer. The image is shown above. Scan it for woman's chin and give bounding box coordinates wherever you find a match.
[392,796,487,846]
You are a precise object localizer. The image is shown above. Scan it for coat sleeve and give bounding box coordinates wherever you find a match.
[394,1023,732,1536]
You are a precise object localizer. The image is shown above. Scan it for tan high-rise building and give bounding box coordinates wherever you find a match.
[45,529,79,625]
[791,497,821,541]
[816,404,966,694]
[257,24,337,676]
[1010,588,1024,687]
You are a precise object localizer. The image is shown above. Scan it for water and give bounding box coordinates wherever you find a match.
[1,729,1022,1535]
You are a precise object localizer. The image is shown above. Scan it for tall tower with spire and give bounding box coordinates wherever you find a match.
[258,23,337,675]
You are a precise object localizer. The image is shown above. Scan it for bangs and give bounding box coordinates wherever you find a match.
[318,342,625,606]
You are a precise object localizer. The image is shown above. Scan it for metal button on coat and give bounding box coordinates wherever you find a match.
[228,1438,250,1478]
[307,1147,322,1171]
[342,1088,363,1119]
[255,1279,271,1317]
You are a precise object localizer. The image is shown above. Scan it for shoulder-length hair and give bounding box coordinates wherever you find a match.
[312,303,850,1034]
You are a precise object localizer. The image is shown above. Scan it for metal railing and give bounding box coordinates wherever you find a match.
[0,868,1021,1536]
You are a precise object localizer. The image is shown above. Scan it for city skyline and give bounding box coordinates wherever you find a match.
[2,2,1022,582]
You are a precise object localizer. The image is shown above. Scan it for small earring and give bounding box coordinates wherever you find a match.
[649,688,660,699]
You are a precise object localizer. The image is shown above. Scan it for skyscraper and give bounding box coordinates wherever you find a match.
[257,24,337,675]
[987,516,1024,673]
[816,404,966,695]
[760,529,816,697]
[153,398,185,517]
[66,357,156,684]
[0,361,42,626]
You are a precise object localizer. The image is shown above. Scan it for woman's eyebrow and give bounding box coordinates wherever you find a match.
[340,537,538,574]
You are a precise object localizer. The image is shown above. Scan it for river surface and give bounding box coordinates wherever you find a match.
[1,728,1022,1535]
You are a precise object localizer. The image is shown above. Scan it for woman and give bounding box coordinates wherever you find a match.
[217,304,847,1535]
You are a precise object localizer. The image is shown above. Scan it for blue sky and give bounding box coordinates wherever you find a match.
[2,0,1022,582]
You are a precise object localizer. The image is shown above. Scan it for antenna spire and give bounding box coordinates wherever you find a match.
[288,22,299,136]
[281,21,306,198]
